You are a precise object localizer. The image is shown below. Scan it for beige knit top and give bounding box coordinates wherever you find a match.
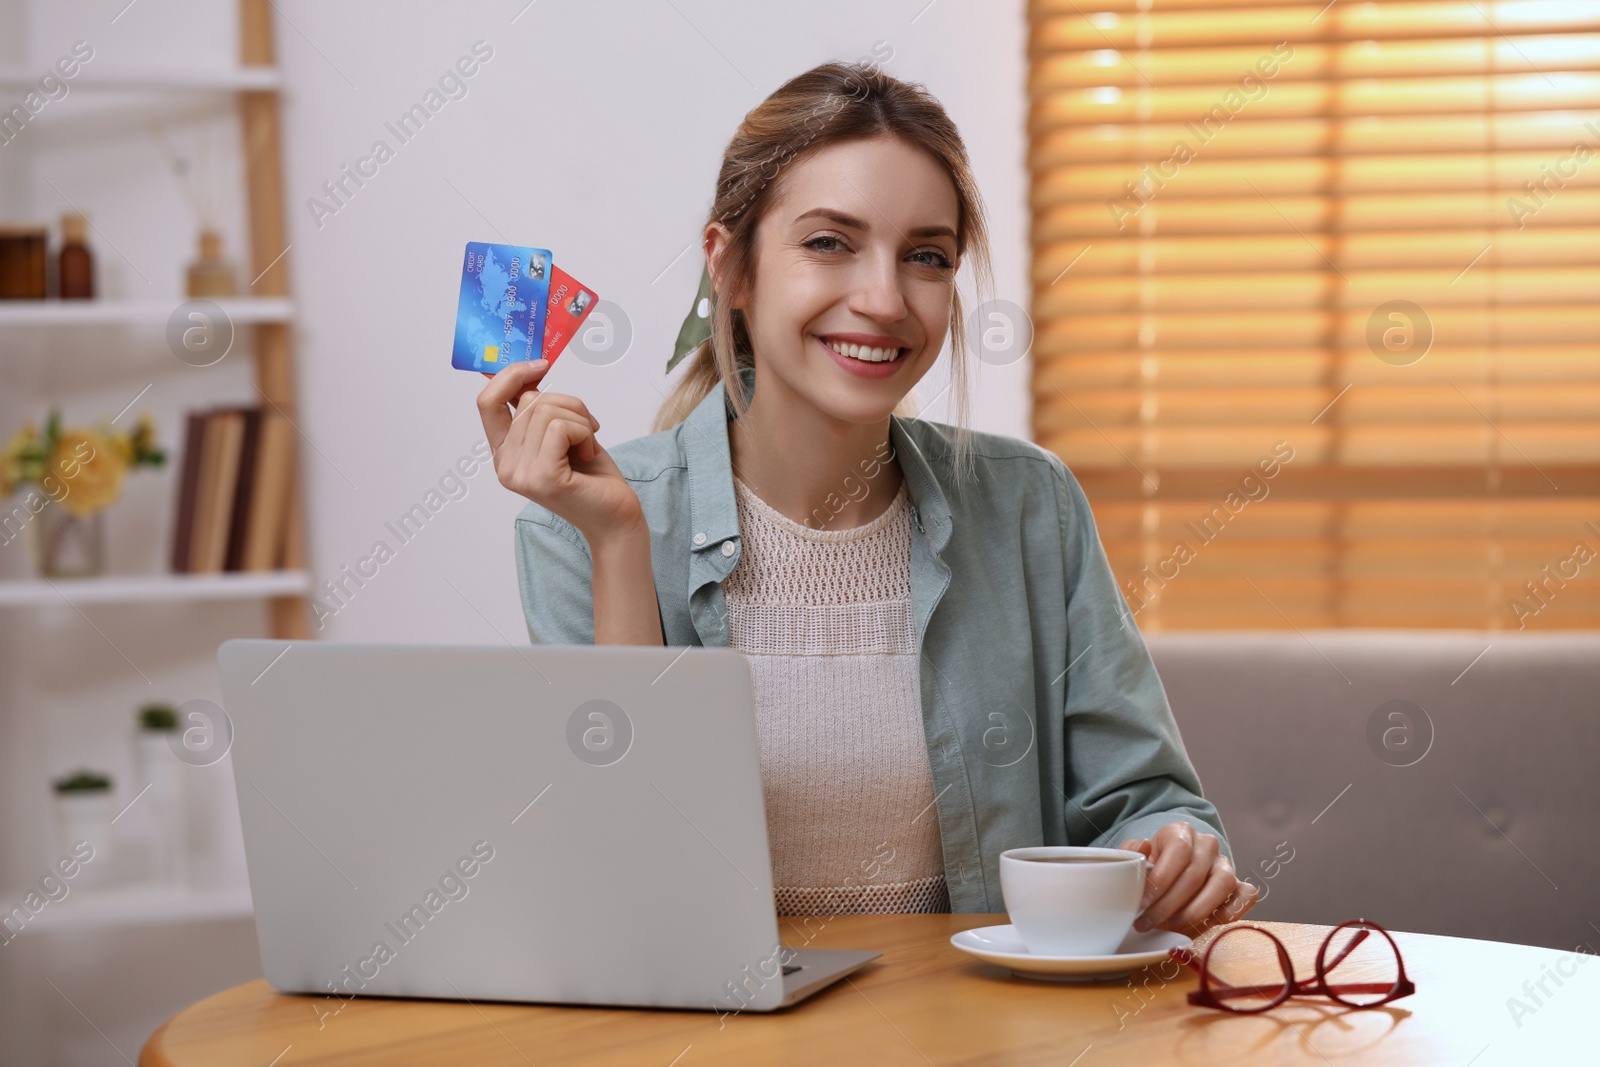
[724,474,949,916]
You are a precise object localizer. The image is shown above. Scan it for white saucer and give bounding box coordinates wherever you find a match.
[950,924,1193,982]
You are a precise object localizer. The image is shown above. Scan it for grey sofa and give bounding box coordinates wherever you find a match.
[1144,630,1600,953]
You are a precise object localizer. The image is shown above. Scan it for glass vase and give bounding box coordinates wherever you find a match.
[31,504,105,578]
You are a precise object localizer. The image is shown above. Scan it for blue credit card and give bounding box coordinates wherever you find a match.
[452,241,552,372]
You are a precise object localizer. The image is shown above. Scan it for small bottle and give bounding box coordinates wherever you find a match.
[186,230,237,298]
[58,213,94,299]
[0,225,49,299]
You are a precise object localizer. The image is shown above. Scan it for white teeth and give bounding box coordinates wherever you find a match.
[824,339,901,363]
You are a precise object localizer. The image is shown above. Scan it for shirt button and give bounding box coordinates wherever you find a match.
[692,532,707,546]
[721,540,735,557]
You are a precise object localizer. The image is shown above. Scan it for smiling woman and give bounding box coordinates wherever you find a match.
[480,61,1257,933]
[656,64,990,472]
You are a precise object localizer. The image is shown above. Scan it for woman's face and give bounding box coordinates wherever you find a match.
[728,134,961,426]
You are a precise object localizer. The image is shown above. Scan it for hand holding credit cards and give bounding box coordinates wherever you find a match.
[450,241,599,376]
[467,243,644,540]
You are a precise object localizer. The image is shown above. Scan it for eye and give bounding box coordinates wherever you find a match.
[802,234,847,253]
[909,248,955,270]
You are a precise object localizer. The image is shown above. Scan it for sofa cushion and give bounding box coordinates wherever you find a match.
[1144,630,1600,951]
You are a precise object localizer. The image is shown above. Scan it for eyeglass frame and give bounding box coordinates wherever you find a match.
[1167,919,1417,1014]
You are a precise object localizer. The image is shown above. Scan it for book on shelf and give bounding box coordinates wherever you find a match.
[169,405,294,574]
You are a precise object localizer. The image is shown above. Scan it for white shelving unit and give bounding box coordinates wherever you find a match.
[0,0,307,978]
[8,884,255,933]
[0,65,282,92]
[0,9,307,1061]
[0,570,312,607]
[0,0,308,632]
[0,296,292,326]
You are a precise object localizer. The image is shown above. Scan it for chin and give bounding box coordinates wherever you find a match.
[810,381,910,425]
[813,358,928,422]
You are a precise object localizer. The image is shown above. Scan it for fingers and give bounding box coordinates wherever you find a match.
[505,393,599,464]
[1117,826,1257,936]
[1184,877,1259,936]
[526,392,600,431]
[494,389,598,483]
[1167,857,1248,935]
[532,412,599,487]
[1220,880,1261,924]
[476,359,551,454]
[503,413,584,498]
[496,388,542,467]
[478,357,551,412]
[1136,822,1195,914]
[1138,825,1219,932]
[495,401,599,498]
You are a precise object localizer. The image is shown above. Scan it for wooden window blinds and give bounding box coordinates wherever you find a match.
[1027,0,1600,630]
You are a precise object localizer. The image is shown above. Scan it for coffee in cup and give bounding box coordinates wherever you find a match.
[999,846,1152,956]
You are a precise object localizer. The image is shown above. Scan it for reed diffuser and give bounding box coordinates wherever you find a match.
[149,118,239,298]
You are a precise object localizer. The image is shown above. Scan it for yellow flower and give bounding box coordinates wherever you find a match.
[1,423,41,496]
[106,412,162,467]
[107,428,136,466]
[134,411,157,451]
[49,430,127,517]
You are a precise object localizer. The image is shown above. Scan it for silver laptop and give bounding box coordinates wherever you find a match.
[217,639,880,1012]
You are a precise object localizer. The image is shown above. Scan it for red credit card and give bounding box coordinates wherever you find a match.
[542,266,599,364]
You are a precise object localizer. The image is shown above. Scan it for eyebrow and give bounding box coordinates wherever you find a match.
[791,207,956,241]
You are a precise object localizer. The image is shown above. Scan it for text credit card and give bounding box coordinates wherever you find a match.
[451,241,552,372]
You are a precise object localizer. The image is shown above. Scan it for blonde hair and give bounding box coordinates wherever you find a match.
[651,61,994,482]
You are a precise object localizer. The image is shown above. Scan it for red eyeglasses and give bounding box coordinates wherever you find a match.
[1169,919,1416,1013]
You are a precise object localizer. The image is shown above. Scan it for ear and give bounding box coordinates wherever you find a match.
[704,221,743,310]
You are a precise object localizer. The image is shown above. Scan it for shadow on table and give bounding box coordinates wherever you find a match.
[1175,1001,1413,1060]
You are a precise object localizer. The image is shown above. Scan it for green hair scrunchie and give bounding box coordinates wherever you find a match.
[667,262,714,374]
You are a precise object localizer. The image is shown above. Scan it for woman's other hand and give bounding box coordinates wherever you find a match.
[1118,822,1259,937]
[476,360,644,542]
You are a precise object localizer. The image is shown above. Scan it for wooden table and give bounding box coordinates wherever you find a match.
[140,915,1595,1065]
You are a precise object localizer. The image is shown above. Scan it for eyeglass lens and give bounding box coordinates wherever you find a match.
[1202,926,1294,1011]
[1319,922,1405,1007]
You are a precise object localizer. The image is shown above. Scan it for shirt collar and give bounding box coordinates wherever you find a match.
[681,366,745,555]
[680,364,953,558]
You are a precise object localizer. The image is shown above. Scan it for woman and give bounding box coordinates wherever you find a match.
[476,61,1257,937]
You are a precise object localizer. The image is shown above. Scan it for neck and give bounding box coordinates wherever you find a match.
[726,369,903,531]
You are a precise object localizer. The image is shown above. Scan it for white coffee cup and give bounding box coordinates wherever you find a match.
[999,846,1153,956]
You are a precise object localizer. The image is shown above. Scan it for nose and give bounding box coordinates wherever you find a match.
[847,249,908,324]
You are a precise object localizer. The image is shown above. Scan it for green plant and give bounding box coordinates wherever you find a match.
[53,769,112,794]
[139,703,178,731]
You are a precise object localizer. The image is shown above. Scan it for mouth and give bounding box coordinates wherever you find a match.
[819,334,908,367]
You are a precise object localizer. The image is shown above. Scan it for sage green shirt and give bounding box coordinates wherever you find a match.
[513,369,1232,913]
